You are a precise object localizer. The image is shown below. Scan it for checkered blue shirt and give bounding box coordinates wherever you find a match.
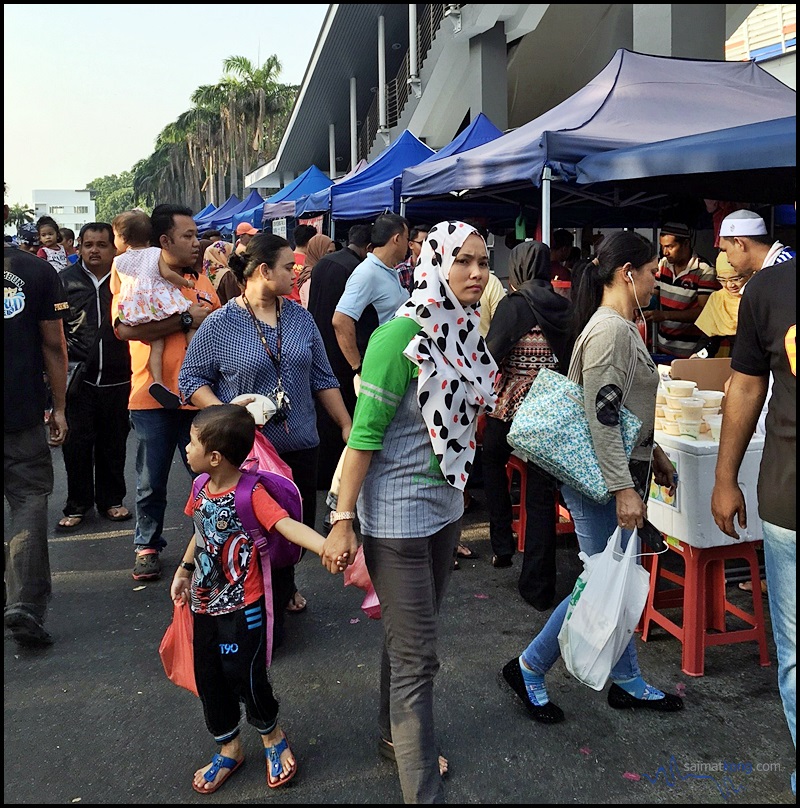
[179,300,340,452]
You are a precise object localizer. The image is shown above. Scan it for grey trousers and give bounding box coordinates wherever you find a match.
[363,520,460,804]
[4,424,54,619]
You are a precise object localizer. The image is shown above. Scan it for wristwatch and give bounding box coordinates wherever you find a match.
[180,311,194,333]
[329,510,357,525]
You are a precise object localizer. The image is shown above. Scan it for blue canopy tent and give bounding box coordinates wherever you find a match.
[194,194,240,232]
[262,165,334,221]
[231,202,267,232]
[193,202,216,222]
[574,115,796,203]
[201,190,265,233]
[332,113,503,220]
[400,49,796,232]
[289,160,369,220]
[296,130,434,218]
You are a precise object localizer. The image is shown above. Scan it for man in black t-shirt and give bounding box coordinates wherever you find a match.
[4,189,70,647]
[712,257,796,797]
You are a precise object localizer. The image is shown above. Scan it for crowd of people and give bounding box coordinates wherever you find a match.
[4,186,796,800]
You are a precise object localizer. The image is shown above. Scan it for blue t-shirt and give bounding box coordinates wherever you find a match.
[335,252,409,326]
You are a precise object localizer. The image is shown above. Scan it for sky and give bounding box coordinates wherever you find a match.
[3,3,329,208]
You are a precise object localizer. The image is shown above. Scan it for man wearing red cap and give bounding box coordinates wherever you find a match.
[234,222,259,255]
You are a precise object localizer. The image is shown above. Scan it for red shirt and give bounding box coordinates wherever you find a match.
[184,481,288,615]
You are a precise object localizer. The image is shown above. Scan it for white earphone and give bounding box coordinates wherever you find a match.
[626,270,633,280]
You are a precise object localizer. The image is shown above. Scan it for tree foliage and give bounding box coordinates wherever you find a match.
[7,203,34,231]
[67,54,297,221]
[129,53,297,213]
[85,172,136,222]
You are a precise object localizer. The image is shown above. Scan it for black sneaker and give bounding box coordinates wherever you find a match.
[132,551,162,581]
[4,606,54,647]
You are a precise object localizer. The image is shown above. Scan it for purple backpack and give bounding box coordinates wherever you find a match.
[190,469,303,666]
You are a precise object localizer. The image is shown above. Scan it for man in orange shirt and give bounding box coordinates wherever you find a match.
[113,204,219,581]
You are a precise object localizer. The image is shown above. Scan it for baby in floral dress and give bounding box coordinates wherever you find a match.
[111,209,195,408]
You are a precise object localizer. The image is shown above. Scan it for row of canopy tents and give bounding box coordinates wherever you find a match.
[193,189,267,234]
[195,49,795,234]
[398,49,795,231]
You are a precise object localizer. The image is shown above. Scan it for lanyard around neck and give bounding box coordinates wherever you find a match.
[242,294,282,377]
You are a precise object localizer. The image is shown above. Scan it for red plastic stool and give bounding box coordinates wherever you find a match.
[640,538,770,677]
[506,455,574,553]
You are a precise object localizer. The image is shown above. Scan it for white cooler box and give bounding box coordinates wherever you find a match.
[648,431,764,548]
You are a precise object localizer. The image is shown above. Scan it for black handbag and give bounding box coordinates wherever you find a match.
[66,360,87,398]
[66,314,108,398]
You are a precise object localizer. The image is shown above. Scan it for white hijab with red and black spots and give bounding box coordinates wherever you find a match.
[396,220,498,490]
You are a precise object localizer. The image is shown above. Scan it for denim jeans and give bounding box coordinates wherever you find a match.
[521,484,642,682]
[761,519,796,795]
[129,409,196,553]
[4,424,54,619]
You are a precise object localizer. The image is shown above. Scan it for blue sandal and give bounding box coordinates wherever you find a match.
[265,736,296,788]
[191,753,244,795]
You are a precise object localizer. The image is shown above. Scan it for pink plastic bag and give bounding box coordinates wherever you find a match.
[241,431,293,479]
[343,545,372,590]
[343,545,381,619]
[361,586,382,620]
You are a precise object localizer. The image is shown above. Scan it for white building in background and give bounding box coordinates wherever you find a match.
[32,189,96,237]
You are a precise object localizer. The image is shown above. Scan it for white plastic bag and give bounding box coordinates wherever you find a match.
[558,526,650,690]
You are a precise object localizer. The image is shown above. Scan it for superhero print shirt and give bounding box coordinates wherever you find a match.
[184,481,288,615]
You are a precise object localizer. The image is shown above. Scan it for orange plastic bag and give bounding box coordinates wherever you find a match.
[159,602,198,696]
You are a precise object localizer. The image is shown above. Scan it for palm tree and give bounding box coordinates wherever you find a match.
[7,203,34,231]
[194,55,297,198]
[130,52,298,210]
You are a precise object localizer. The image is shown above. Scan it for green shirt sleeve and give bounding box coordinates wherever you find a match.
[348,317,420,451]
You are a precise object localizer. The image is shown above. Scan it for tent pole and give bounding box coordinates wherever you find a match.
[541,167,552,244]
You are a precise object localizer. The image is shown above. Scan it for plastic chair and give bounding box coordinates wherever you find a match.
[640,537,770,676]
[506,455,574,553]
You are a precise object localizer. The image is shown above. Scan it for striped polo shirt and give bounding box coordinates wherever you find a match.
[655,254,719,357]
[348,317,462,539]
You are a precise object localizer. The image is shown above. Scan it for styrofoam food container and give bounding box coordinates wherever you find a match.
[677,418,702,439]
[666,379,697,397]
[695,390,725,407]
[703,413,723,440]
[679,397,705,420]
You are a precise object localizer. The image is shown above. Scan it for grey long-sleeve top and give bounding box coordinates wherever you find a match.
[569,307,658,494]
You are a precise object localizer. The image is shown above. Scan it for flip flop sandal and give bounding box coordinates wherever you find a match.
[55,514,84,533]
[191,753,244,795]
[102,506,132,522]
[265,736,296,788]
[285,591,307,613]
[455,543,479,559]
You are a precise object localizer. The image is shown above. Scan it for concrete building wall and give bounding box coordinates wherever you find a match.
[32,189,97,238]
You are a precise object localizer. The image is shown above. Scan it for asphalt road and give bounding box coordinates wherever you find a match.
[4,433,796,804]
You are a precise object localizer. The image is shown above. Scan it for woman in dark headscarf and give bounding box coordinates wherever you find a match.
[483,240,573,609]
